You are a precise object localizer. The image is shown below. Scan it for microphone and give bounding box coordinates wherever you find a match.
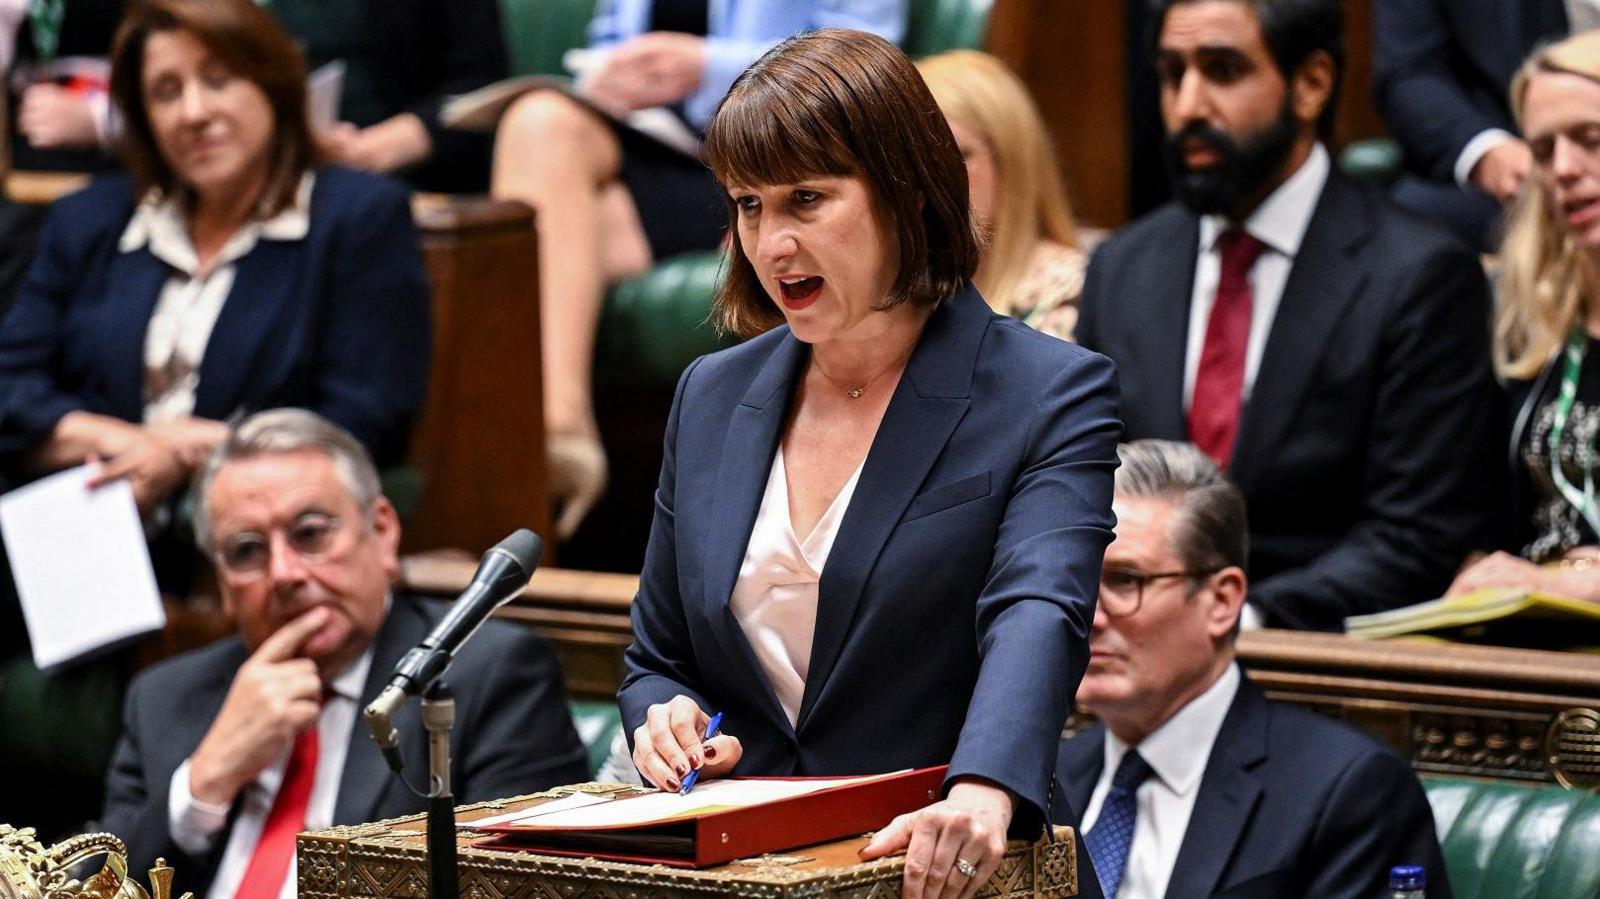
[364,529,543,770]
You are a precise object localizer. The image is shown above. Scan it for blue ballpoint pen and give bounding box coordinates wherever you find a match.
[679,712,724,795]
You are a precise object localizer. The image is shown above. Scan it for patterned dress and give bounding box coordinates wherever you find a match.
[1522,336,1600,562]
[1010,241,1087,341]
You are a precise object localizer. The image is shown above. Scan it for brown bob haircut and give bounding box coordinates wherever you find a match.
[109,0,317,216]
[705,28,979,338]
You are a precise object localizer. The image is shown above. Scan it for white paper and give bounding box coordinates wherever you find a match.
[0,465,165,669]
[465,791,616,828]
[493,775,879,830]
[308,60,346,132]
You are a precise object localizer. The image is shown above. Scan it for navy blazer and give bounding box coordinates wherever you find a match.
[1055,674,1452,899]
[0,167,430,468]
[101,594,591,897]
[619,286,1121,829]
[1076,170,1500,631]
[1373,0,1567,183]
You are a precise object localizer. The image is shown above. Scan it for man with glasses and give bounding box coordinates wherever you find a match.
[100,409,589,899]
[1053,440,1450,899]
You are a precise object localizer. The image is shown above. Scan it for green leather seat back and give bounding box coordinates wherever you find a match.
[598,250,735,390]
[1426,778,1600,899]
[568,698,625,778]
[500,0,598,77]
[905,0,993,56]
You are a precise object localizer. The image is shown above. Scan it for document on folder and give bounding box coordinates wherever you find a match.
[0,465,165,670]
[471,766,947,868]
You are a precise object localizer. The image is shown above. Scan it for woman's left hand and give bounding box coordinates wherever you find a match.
[858,778,1014,899]
[1446,550,1547,596]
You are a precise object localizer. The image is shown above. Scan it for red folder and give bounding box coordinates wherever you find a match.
[472,766,947,868]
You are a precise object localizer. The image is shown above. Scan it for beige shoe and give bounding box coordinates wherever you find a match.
[547,431,608,540]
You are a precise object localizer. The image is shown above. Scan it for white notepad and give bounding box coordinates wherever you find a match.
[0,465,165,670]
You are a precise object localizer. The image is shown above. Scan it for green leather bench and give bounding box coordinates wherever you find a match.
[1427,778,1600,899]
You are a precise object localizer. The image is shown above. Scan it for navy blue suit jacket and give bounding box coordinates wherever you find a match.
[619,286,1121,829]
[1373,0,1567,183]
[0,167,430,468]
[101,594,590,898]
[1076,171,1499,631]
[1054,674,1452,899]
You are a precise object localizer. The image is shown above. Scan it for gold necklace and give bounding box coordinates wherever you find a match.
[811,350,910,399]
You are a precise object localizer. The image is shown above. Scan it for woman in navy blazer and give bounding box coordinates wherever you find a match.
[0,0,428,511]
[620,30,1118,899]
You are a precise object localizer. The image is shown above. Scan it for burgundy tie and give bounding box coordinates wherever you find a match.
[1189,229,1266,468]
[234,725,319,899]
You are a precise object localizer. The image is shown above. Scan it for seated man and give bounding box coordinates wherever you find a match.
[101,409,590,898]
[1076,0,1498,631]
[1054,440,1451,899]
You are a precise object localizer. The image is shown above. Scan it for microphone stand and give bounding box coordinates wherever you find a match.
[422,681,458,899]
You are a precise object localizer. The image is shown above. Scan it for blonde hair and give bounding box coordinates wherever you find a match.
[1499,30,1600,379]
[916,51,1079,317]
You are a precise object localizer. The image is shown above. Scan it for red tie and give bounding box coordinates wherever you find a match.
[1189,229,1266,468]
[234,726,319,899]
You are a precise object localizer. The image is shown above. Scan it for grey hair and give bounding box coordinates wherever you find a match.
[1114,439,1248,577]
[192,409,383,553]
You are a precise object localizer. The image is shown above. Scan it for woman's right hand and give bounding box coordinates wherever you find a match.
[87,430,189,513]
[631,695,741,792]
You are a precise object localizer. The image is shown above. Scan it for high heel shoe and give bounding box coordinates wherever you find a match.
[547,431,608,540]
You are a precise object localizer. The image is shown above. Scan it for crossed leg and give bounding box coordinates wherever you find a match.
[492,90,653,538]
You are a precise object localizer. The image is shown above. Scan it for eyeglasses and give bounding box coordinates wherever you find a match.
[1098,566,1220,617]
[214,511,349,580]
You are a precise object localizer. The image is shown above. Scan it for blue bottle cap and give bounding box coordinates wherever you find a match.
[1389,865,1425,890]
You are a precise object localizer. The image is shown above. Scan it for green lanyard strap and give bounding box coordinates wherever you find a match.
[1547,330,1600,539]
[26,0,64,65]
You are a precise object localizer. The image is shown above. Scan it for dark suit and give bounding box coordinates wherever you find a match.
[1055,674,1452,899]
[0,167,430,469]
[1373,0,1566,185]
[1372,0,1568,249]
[101,594,590,897]
[1076,169,1498,631]
[620,286,1121,831]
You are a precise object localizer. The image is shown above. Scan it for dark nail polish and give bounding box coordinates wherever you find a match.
[675,761,688,776]
[666,777,680,791]
[704,744,718,760]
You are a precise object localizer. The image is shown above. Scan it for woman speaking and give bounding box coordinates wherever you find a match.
[620,29,1118,899]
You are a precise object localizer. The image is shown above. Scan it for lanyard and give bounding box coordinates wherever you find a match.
[27,0,63,64]
[1548,330,1600,538]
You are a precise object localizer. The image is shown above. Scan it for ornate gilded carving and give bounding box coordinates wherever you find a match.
[0,826,192,899]
[299,801,1081,899]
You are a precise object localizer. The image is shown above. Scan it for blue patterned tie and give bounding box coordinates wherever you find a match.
[1084,750,1154,898]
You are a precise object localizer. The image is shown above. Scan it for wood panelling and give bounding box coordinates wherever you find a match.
[407,198,551,554]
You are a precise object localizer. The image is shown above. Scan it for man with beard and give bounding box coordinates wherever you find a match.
[1075,0,1499,631]
[1054,440,1451,899]
[100,409,590,899]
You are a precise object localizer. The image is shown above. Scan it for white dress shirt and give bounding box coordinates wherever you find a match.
[168,644,373,899]
[1182,143,1329,411]
[1081,664,1241,899]
[121,174,313,424]
[729,447,863,727]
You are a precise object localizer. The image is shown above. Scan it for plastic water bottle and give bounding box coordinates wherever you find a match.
[1388,865,1425,898]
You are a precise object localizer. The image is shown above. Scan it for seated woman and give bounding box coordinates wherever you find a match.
[0,0,431,518]
[1449,29,1600,602]
[489,0,906,539]
[622,29,1116,899]
[917,50,1085,340]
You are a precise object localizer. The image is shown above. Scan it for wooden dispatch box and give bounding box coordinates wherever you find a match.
[297,783,1081,899]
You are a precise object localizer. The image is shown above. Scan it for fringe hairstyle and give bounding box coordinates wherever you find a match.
[917,50,1079,318]
[704,29,978,338]
[1499,30,1600,379]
